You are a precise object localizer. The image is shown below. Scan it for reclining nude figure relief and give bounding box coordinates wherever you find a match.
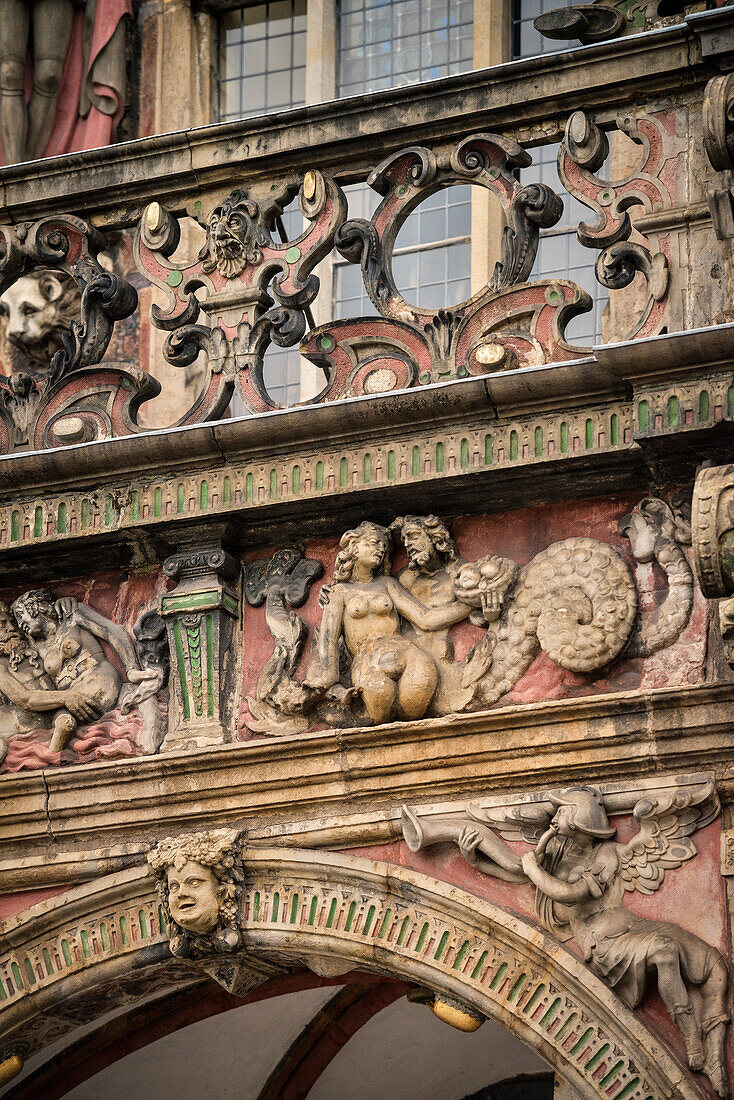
[402,784,730,1098]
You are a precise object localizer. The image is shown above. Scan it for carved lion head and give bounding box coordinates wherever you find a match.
[0,271,81,371]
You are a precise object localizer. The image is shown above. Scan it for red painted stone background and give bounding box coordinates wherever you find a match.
[239,490,708,737]
[353,816,731,1097]
[0,567,168,773]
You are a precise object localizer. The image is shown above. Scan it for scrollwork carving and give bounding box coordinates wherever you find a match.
[303,134,588,400]
[559,110,677,341]
[135,171,347,415]
[402,782,730,1098]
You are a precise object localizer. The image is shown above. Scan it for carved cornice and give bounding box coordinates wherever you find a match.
[0,21,712,228]
[0,328,729,568]
[1,684,733,890]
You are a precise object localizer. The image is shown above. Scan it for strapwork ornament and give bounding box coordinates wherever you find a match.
[558,110,675,340]
[301,134,592,400]
[135,171,347,416]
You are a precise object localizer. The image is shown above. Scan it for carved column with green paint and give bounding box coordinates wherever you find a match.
[160,542,240,749]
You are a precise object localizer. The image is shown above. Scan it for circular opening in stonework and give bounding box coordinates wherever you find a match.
[392,183,497,312]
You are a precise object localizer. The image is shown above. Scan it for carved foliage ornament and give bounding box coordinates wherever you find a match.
[244,500,693,734]
[402,781,730,1098]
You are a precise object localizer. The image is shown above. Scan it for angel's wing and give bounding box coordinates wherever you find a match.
[468,801,553,845]
[618,782,720,895]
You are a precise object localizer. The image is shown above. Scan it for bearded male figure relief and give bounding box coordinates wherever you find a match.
[402,784,731,1098]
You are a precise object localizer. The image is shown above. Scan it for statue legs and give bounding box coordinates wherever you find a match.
[0,0,29,164]
[648,933,730,1097]
[27,0,75,160]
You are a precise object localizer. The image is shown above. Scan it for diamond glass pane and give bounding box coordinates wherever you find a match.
[338,0,474,97]
[218,1,307,122]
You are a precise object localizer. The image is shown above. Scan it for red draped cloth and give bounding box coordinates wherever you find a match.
[0,0,132,164]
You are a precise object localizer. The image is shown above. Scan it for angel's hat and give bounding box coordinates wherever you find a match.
[549,787,616,838]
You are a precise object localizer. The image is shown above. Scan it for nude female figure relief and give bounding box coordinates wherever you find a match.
[245,503,698,733]
[402,784,731,1098]
[304,521,469,725]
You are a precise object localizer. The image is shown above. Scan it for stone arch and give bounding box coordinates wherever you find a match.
[0,850,705,1099]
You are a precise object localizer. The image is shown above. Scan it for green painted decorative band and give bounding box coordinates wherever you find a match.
[171,619,191,720]
[161,590,222,614]
[222,592,238,616]
[205,612,215,718]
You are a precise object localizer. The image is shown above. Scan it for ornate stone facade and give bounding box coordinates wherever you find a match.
[0,2,733,1097]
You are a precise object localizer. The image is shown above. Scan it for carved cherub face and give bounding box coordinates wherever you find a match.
[0,272,80,368]
[166,860,220,934]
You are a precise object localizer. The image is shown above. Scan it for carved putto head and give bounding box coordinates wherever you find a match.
[391,514,457,571]
[0,270,81,370]
[147,829,243,956]
[332,521,392,583]
[200,190,268,280]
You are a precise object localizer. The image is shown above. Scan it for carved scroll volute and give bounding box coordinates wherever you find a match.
[558,110,674,341]
[160,541,241,750]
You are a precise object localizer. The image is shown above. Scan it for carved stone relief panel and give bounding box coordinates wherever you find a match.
[400,780,731,1098]
[0,573,168,773]
[240,495,699,736]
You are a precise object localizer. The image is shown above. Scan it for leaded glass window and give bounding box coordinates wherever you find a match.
[338,0,474,97]
[218,1,307,121]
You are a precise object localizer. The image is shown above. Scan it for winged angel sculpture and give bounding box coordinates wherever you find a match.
[402,784,730,1097]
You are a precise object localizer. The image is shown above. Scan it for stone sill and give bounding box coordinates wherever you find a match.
[1,680,732,890]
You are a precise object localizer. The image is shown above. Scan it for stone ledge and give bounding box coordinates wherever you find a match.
[0,22,706,226]
[0,682,732,889]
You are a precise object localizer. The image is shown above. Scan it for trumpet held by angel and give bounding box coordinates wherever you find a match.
[402,782,730,1098]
